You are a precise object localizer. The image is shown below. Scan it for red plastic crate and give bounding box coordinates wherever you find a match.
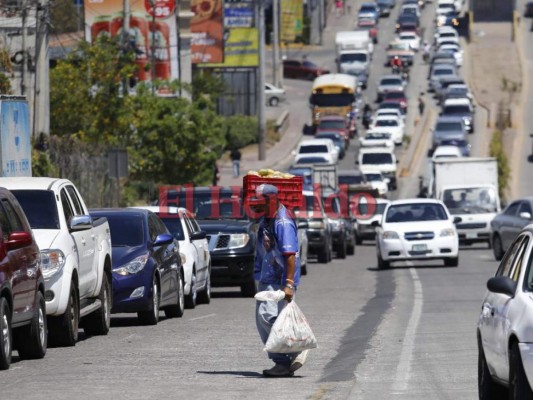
[243,175,304,210]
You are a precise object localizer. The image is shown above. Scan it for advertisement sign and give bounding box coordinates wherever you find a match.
[205,28,259,68]
[84,0,179,88]
[0,99,31,177]
[191,0,224,64]
[224,3,254,28]
[281,0,303,43]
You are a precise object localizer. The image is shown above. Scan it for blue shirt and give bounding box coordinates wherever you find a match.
[254,205,301,286]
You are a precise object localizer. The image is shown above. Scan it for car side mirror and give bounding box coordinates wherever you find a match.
[190,231,207,241]
[487,276,516,298]
[371,220,381,227]
[153,233,174,247]
[70,215,93,232]
[355,160,360,165]
[396,159,399,163]
[453,216,462,224]
[520,212,532,220]
[6,231,32,251]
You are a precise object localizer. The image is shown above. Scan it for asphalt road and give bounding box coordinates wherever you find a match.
[0,1,505,400]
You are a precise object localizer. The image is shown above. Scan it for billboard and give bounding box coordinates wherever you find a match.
[0,99,31,177]
[281,0,303,43]
[205,28,259,68]
[191,0,224,63]
[84,0,179,87]
[224,3,254,28]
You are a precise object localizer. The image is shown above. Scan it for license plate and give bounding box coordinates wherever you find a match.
[466,233,478,239]
[412,244,427,252]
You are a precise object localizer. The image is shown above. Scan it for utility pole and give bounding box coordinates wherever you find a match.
[122,0,130,46]
[20,1,27,95]
[257,0,266,161]
[272,0,280,88]
[33,0,50,138]
[148,0,156,95]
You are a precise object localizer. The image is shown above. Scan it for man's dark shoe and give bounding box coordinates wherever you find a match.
[263,364,294,377]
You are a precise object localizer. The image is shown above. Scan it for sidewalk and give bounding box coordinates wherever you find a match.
[217,0,357,187]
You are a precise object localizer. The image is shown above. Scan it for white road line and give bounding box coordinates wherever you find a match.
[392,267,423,393]
[189,313,216,322]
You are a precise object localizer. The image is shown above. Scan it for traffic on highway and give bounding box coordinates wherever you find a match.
[1,0,532,399]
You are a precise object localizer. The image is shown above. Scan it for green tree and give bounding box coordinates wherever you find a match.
[50,36,136,146]
[50,0,82,34]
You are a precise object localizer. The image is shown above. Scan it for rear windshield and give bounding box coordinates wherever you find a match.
[376,119,399,127]
[386,203,448,222]
[296,157,328,164]
[318,120,345,130]
[106,214,145,247]
[339,175,364,185]
[384,92,404,99]
[379,102,401,110]
[381,78,402,86]
[362,153,393,164]
[444,105,470,114]
[436,121,463,131]
[299,145,329,154]
[11,190,60,229]
[433,68,454,76]
[339,53,368,63]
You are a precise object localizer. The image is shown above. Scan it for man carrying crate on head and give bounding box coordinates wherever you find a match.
[251,183,307,377]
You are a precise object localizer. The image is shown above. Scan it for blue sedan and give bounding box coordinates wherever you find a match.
[90,208,185,325]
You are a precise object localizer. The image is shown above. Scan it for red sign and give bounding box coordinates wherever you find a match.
[145,0,176,18]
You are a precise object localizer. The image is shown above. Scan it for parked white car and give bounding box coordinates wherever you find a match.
[136,206,211,308]
[375,199,459,268]
[364,169,389,197]
[370,115,405,145]
[477,225,533,398]
[359,130,395,150]
[265,83,286,107]
[293,139,339,165]
[398,31,421,51]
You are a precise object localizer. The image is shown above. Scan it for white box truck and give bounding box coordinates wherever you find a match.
[335,31,373,89]
[433,157,500,246]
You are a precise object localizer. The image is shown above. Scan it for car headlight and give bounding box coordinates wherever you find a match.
[40,249,66,279]
[314,112,320,120]
[114,255,149,276]
[308,220,325,229]
[228,233,250,248]
[463,118,471,125]
[440,228,456,237]
[383,231,399,239]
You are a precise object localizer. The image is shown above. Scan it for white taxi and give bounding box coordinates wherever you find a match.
[375,199,459,268]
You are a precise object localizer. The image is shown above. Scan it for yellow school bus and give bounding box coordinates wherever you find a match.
[309,73,358,132]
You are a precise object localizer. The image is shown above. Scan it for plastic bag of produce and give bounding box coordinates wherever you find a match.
[255,290,286,302]
[264,302,318,353]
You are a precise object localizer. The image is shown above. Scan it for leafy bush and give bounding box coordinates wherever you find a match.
[489,130,511,201]
[223,115,259,150]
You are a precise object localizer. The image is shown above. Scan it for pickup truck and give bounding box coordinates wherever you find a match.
[0,178,113,346]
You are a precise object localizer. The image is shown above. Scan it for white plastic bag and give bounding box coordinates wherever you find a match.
[255,290,286,302]
[264,302,318,353]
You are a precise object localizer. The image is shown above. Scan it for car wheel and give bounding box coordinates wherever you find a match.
[49,282,79,347]
[241,276,256,298]
[336,240,347,259]
[377,255,390,269]
[16,292,47,360]
[138,275,160,325]
[317,246,329,263]
[197,269,211,304]
[478,340,507,399]
[185,270,197,309]
[444,257,459,267]
[510,342,533,399]
[165,271,185,318]
[492,234,505,261]
[347,241,355,255]
[269,97,279,107]
[0,297,12,370]
[83,273,111,336]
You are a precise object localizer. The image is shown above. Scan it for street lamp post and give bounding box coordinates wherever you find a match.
[148,0,156,95]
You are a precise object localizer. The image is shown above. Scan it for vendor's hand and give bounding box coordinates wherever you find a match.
[283,286,294,302]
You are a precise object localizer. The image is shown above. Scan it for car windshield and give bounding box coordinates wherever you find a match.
[442,187,498,214]
[339,175,364,185]
[159,216,185,241]
[444,105,470,114]
[376,119,398,127]
[319,120,345,130]
[167,191,246,220]
[310,93,355,107]
[433,68,454,76]
[299,144,328,154]
[389,43,409,51]
[438,4,455,10]
[357,202,388,216]
[365,173,382,181]
[400,34,416,40]
[436,121,463,131]
[296,157,328,165]
[366,132,392,139]
[381,78,402,86]
[105,214,145,247]
[360,4,376,11]
[440,32,457,38]
[386,203,448,222]
[379,102,401,110]
[339,53,368,63]
[289,168,313,187]
[361,153,393,164]
[11,190,60,229]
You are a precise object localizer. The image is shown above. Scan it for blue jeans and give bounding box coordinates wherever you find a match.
[256,282,299,366]
[233,160,240,177]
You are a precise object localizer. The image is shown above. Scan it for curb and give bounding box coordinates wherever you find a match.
[275,110,290,134]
